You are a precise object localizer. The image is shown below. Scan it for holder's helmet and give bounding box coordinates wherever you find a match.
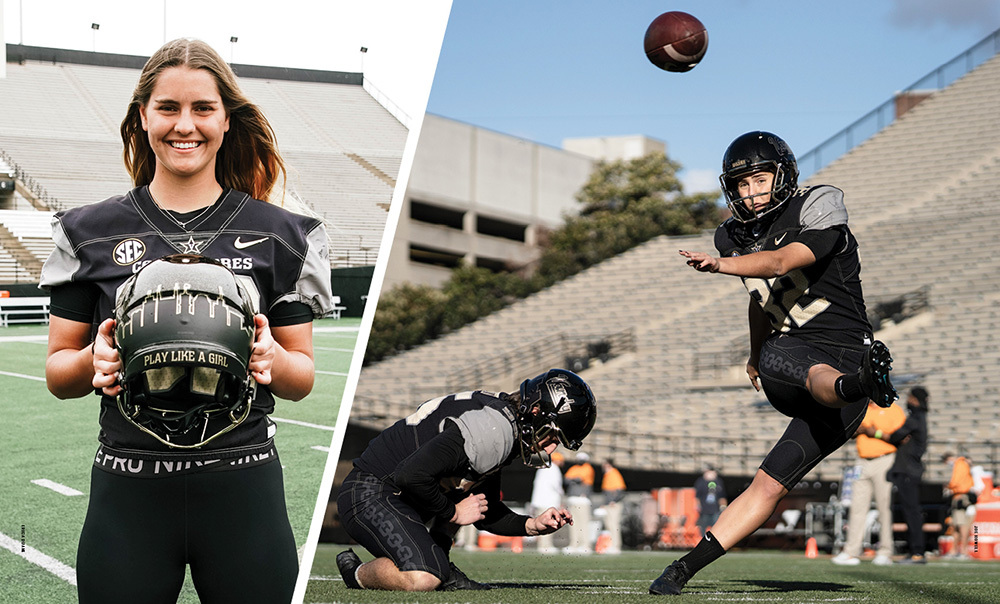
[515,369,597,468]
[719,131,799,223]
[114,254,259,449]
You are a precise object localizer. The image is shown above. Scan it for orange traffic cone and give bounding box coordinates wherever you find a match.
[805,537,818,559]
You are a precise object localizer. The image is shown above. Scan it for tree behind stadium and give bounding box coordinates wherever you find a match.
[365,151,723,364]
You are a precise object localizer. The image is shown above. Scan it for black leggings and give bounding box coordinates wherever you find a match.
[337,468,452,581]
[76,458,298,603]
[757,334,869,489]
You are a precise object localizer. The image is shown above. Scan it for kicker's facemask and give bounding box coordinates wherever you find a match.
[114,254,260,449]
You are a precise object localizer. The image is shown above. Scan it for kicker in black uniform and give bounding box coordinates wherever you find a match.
[336,369,597,592]
[653,131,896,596]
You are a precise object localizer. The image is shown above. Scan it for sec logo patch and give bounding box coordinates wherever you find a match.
[113,238,146,266]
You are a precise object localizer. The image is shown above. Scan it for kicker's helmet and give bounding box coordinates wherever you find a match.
[114,254,260,449]
[515,369,597,468]
[719,131,799,223]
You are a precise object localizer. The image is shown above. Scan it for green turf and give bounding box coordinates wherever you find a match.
[305,545,1000,604]
[0,318,358,603]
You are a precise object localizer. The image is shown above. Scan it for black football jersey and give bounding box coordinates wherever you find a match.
[40,186,335,451]
[714,185,872,346]
[356,391,520,499]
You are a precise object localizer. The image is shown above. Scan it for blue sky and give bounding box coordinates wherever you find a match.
[426,1,1000,193]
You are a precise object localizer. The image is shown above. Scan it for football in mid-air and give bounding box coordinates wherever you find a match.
[643,11,708,72]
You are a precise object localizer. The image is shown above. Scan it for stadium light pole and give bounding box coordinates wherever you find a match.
[91,23,99,53]
[359,46,368,75]
[230,36,238,64]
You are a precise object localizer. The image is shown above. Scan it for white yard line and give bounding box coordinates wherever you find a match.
[316,370,349,377]
[0,531,77,585]
[311,446,331,453]
[270,417,336,431]
[0,370,45,382]
[0,335,48,343]
[313,326,360,333]
[31,479,84,497]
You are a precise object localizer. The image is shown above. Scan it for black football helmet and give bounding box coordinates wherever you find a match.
[719,131,799,223]
[114,254,260,449]
[515,369,597,468]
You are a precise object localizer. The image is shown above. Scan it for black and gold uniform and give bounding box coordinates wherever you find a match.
[40,185,333,603]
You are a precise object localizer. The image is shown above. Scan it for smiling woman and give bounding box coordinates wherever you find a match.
[138,67,231,203]
[39,38,335,604]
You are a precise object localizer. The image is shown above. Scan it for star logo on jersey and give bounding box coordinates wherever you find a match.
[234,236,269,250]
[181,236,204,254]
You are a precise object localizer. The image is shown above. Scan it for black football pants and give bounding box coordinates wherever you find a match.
[76,458,298,603]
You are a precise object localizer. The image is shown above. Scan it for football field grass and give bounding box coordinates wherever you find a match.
[0,318,359,603]
[306,545,1000,604]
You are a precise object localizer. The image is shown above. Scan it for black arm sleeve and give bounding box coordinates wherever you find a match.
[797,226,845,262]
[473,473,530,537]
[393,423,469,521]
[49,281,100,324]
[267,301,313,327]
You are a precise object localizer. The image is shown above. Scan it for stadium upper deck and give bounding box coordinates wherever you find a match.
[0,44,406,274]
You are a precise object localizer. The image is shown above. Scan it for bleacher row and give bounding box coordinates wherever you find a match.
[353,53,1000,484]
[0,56,407,274]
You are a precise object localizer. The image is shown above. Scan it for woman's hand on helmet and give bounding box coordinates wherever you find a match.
[249,314,275,385]
[92,318,122,396]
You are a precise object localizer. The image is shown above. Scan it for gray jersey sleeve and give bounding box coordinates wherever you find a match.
[38,216,80,289]
[799,185,848,232]
[452,407,517,475]
[272,222,334,318]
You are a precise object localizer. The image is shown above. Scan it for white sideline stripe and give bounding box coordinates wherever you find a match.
[313,326,360,333]
[270,416,336,431]
[0,532,77,586]
[316,370,349,377]
[31,479,84,497]
[313,346,354,352]
[0,370,46,382]
[311,446,331,453]
[0,335,48,343]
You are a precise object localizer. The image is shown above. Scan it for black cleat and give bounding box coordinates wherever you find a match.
[336,549,363,589]
[437,562,491,591]
[649,559,693,595]
[860,340,897,408]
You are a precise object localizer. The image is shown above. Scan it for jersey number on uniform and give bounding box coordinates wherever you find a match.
[744,270,831,332]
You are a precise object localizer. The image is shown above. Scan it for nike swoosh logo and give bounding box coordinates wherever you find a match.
[774,233,787,246]
[234,236,269,249]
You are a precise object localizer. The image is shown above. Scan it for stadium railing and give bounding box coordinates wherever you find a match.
[798,27,1000,181]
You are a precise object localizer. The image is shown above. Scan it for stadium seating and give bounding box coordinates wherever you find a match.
[0,55,406,273]
[354,52,1000,484]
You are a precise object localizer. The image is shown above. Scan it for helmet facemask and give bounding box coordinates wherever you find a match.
[719,131,799,224]
[114,254,259,449]
[514,369,597,469]
[720,163,792,224]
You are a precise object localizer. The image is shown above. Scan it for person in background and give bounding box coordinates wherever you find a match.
[833,400,906,566]
[942,452,975,560]
[601,459,627,505]
[531,451,567,553]
[565,452,596,497]
[864,386,929,564]
[693,466,728,538]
